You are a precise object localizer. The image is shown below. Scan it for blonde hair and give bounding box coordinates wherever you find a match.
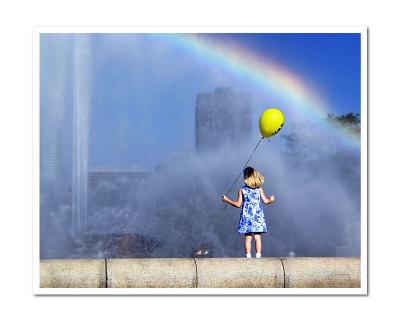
[243,167,265,188]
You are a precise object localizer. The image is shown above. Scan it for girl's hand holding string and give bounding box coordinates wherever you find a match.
[223,190,243,208]
[269,195,275,203]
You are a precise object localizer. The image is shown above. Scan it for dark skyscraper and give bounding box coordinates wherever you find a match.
[195,87,252,152]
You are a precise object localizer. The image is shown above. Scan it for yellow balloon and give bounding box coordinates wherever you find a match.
[259,108,285,138]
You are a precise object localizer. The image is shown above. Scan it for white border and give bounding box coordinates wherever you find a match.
[34,25,366,34]
[33,27,40,294]
[360,29,368,294]
[33,26,368,295]
[36,287,365,295]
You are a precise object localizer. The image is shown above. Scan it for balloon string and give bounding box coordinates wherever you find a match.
[222,136,265,209]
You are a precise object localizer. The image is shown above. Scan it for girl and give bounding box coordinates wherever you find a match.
[222,167,275,258]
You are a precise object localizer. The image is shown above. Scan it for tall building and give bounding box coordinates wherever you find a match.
[40,34,73,208]
[40,130,57,182]
[195,87,252,152]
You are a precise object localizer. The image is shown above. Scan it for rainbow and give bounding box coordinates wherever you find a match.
[163,33,360,148]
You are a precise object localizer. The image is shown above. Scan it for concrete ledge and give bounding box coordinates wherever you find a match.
[40,259,106,288]
[282,257,360,288]
[107,258,197,288]
[195,258,284,288]
[39,257,360,288]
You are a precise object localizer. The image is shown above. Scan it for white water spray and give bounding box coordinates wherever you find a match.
[72,34,91,234]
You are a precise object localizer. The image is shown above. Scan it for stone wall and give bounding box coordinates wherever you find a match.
[40,257,360,288]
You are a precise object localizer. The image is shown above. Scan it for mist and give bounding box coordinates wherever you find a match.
[40,34,360,259]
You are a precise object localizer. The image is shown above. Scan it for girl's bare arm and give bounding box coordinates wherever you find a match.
[260,187,275,205]
[222,188,243,208]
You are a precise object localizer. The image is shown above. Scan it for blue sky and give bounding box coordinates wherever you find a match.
[41,33,361,169]
[207,33,361,114]
[87,33,360,169]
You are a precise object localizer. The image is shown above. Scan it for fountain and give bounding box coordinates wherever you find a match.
[72,34,91,235]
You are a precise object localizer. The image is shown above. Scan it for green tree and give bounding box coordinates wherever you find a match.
[326,112,360,136]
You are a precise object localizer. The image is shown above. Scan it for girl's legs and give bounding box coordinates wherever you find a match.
[244,233,252,258]
[254,233,262,258]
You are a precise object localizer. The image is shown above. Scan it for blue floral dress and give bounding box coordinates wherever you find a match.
[237,186,267,234]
